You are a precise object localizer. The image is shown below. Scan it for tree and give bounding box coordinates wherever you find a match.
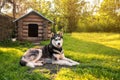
[53,0,86,33]
[98,0,120,32]
[61,0,79,32]
[100,0,120,15]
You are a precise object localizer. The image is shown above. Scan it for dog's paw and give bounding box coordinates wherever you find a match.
[26,62,35,68]
[36,63,43,66]
[71,62,80,66]
[76,62,80,65]
[66,63,73,66]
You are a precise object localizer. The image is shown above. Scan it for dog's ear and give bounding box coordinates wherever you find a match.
[50,32,54,37]
[59,32,63,36]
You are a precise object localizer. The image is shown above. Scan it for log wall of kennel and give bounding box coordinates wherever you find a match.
[14,11,53,42]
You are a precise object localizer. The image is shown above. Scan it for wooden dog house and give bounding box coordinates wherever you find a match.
[14,10,53,42]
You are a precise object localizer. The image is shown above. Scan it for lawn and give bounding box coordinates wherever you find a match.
[0,33,120,80]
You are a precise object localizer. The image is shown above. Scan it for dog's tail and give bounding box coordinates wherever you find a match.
[19,57,35,68]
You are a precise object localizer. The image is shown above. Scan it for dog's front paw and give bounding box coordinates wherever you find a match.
[36,63,43,66]
[26,62,35,68]
[53,57,59,61]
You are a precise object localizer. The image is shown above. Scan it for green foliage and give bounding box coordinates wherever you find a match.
[78,14,120,32]
[59,0,80,32]
[53,0,86,33]
[1,0,120,33]
[77,0,120,33]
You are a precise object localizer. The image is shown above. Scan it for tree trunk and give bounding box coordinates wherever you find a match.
[13,0,16,19]
[53,18,56,33]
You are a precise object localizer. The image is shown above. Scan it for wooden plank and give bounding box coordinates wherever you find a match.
[23,16,42,19]
[22,37,27,40]
[22,32,27,34]
[26,14,45,20]
[27,37,41,41]
[23,18,44,22]
[27,15,40,18]
[38,30,43,33]
[38,26,43,29]
[48,34,51,38]
[23,22,43,25]
[22,30,28,33]
[22,37,42,41]
[38,32,43,34]
[23,20,43,23]
[22,26,28,29]
[22,28,28,30]
[22,26,43,30]
[18,20,23,40]
[47,27,51,29]
[18,26,23,39]
[38,34,42,37]
[22,33,28,37]
[48,30,51,33]
[27,14,41,18]
[48,24,51,26]
[18,20,23,27]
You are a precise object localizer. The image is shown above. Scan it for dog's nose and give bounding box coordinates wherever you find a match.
[58,43,60,45]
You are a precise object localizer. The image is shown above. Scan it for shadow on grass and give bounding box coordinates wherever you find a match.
[31,64,73,74]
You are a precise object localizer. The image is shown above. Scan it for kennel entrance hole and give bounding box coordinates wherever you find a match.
[28,24,38,37]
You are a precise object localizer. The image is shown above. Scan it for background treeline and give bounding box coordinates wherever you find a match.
[0,0,120,33]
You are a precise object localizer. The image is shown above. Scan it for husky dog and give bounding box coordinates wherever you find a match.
[20,32,79,68]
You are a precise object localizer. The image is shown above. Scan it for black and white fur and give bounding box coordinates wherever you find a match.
[20,32,79,68]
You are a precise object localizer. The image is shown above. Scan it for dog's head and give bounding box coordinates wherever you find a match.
[50,32,63,48]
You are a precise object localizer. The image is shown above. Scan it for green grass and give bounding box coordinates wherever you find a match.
[0,33,120,80]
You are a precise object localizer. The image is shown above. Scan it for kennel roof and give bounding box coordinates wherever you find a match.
[13,10,54,23]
